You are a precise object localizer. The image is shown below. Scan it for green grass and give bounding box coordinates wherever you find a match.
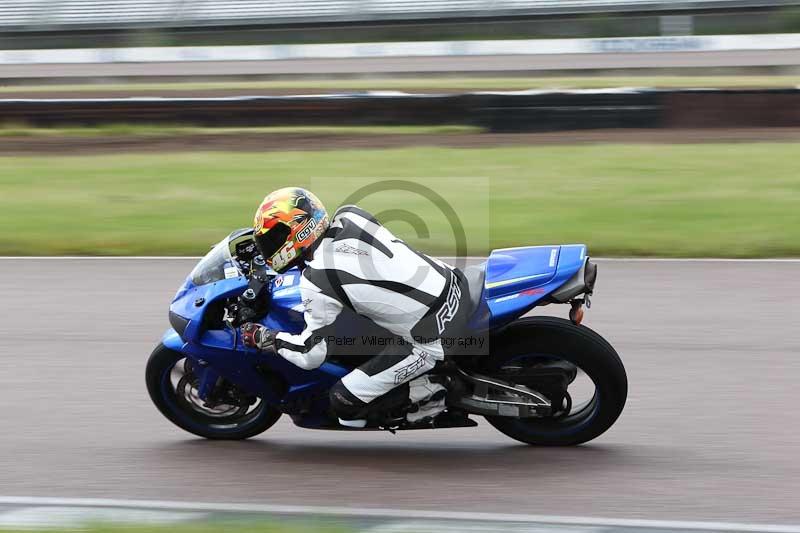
[0,124,481,137]
[1,75,799,94]
[1,143,798,257]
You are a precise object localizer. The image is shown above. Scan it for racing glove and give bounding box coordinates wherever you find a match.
[241,323,276,353]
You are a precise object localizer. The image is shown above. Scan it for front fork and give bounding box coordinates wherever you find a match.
[195,364,221,401]
[162,328,226,402]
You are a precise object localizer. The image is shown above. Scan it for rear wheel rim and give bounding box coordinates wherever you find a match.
[498,354,601,432]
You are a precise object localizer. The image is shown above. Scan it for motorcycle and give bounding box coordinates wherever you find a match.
[146,229,627,445]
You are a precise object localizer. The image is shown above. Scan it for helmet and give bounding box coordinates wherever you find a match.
[252,187,329,273]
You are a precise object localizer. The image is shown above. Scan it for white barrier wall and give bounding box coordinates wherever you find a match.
[1,34,799,65]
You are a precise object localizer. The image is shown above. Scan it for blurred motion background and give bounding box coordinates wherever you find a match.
[1,2,800,533]
[1,0,799,257]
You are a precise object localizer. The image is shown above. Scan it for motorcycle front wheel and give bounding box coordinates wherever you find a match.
[145,343,281,440]
[484,317,627,446]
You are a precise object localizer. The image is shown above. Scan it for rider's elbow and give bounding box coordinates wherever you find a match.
[293,347,326,370]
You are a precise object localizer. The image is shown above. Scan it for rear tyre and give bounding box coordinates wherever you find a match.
[484,317,627,446]
[146,343,281,440]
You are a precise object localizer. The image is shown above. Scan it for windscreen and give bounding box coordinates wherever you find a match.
[189,237,240,286]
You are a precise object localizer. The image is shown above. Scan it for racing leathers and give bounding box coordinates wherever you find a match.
[268,205,470,424]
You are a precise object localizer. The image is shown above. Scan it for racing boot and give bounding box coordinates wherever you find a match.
[405,375,448,424]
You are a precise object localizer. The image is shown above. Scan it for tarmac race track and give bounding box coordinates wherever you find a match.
[0,258,798,524]
[2,49,800,78]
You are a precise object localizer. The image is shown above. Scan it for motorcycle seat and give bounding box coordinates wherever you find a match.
[463,262,486,312]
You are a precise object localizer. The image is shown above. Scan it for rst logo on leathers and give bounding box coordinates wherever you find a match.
[435,271,461,334]
[393,350,430,384]
[296,218,318,242]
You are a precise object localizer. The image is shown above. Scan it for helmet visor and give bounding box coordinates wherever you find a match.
[253,222,291,262]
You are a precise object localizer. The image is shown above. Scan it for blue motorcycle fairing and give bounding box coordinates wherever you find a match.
[167,268,350,409]
[170,275,249,345]
[171,270,306,342]
[161,328,184,352]
[484,245,588,326]
[267,271,305,333]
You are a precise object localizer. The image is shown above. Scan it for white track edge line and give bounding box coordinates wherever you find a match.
[0,497,798,532]
[0,256,799,263]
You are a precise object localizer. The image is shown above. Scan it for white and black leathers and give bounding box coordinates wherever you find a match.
[271,205,470,420]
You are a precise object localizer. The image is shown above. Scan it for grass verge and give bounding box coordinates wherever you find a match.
[1,75,799,95]
[0,143,797,257]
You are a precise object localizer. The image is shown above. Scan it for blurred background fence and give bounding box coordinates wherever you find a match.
[6,89,800,130]
[4,0,800,51]
[2,0,800,257]
[2,0,799,31]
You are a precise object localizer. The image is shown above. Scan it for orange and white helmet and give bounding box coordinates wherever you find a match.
[252,187,329,273]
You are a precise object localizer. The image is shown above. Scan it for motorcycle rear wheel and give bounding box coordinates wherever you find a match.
[146,343,281,440]
[484,317,627,446]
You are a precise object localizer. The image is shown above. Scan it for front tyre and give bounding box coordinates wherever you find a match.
[145,343,281,440]
[485,317,627,446]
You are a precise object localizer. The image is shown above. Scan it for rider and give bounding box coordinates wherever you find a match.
[240,187,471,427]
